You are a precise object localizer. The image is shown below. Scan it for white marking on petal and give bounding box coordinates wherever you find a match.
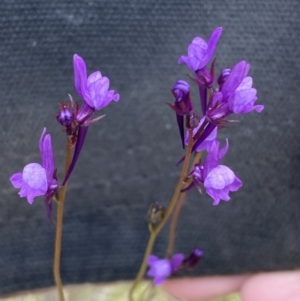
[22,163,48,192]
[204,165,235,189]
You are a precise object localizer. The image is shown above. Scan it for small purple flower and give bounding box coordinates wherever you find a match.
[178,27,222,72]
[10,128,58,206]
[207,61,264,122]
[61,55,120,185]
[185,117,217,152]
[147,254,184,285]
[73,54,120,111]
[221,61,264,114]
[183,139,242,205]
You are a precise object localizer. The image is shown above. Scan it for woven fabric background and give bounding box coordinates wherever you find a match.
[0,0,300,294]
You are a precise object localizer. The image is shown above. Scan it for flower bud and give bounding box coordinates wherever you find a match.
[57,105,73,127]
[173,80,190,101]
[171,80,193,115]
[147,202,166,226]
[182,248,203,269]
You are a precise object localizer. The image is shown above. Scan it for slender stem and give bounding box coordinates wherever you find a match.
[53,137,73,301]
[165,152,202,258]
[129,130,194,301]
[165,192,186,258]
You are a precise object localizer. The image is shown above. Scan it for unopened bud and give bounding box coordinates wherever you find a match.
[172,80,190,101]
[182,248,203,269]
[170,80,193,115]
[147,202,166,226]
[57,105,73,127]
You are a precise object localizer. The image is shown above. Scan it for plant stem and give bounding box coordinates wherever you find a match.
[53,137,73,301]
[165,191,186,258]
[129,130,193,301]
[165,152,202,258]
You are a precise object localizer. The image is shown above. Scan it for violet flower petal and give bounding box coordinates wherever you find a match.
[222,61,250,99]
[218,138,229,159]
[198,27,222,70]
[203,139,229,179]
[170,254,184,273]
[10,173,23,188]
[73,54,87,98]
[148,255,159,265]
[39,128,55,185]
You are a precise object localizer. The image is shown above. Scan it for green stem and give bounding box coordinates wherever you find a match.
[165,151,202,258]
[53,137,73,301]
[165,192,186,258]
[129,129,194,301]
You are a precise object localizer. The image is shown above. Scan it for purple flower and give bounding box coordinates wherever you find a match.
[183,139,242,205]
[178,27,222,71]
[207,61,264,122]
[147,254,184,285]
[73,54,120,111]
[60,55,120,185]
[222,61,264,114]
[10,128,58,206]
[185,117,217,152]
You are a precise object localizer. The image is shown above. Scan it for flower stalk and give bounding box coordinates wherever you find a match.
[53,137,73,301]
[165,151,202,258]
[129,129,194,301]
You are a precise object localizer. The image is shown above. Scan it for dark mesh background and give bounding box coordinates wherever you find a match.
[0,0,300,294]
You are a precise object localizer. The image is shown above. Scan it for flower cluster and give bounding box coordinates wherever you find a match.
[10,55,119,216]
[169,27,264,205]
[146,28,264,286]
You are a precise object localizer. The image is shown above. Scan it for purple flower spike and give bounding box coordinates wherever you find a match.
[178,27,222,71]
[10,128,58,206]
[147,254,184,285]
[185,117,217,152]
[73,54,120,110]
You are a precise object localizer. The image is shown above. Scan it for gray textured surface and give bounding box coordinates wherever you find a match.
[0,0,300,294]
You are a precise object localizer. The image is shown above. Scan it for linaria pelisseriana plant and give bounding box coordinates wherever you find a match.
[10,54,119,301]
[10,27,264,301]
[129,27,263,300]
